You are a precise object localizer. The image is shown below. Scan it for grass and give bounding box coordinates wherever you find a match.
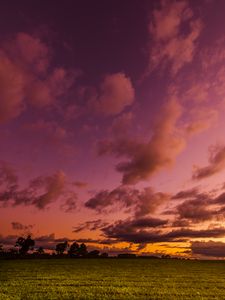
[1,258,225,299]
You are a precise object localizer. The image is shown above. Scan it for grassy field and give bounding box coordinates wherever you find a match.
[1,258,225,299]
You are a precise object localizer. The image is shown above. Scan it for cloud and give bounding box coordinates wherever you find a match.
[103,222,225,244]
[85,186,169,217]
[148,0,203,75]
[185,107,218,136]
[11,222,34,231]
[28,171,66,209]
[73,219,109,233]
[0,235,19,247]
[134,188,170,218]
[91,72,134,116]
[110,112,134,137]
[0,163,76,210]
[0,33,75,123]
[60,194,77,213]
[191,240,225,258]
[98,99,185,184]
[175,197,213,223]
[172,187,199,199]
[192,145,225,180]
[23,119,68,141]
[73,181,88,188]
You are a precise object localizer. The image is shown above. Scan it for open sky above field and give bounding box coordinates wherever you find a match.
[1,0,225,259]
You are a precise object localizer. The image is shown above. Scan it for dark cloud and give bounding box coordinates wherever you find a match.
[85,186,169,217]
[102,217,225,243]
[0,235,19,247]
[175,196,213,223]
[191,240,225,258]
[192,145,225,180]
[11,222,34,231]
[214,192,225,204]
[171,219,191,227]
[73,219,109,233]
[172,187,199,199]
[129,217,168,228]
[60,192,77,212]
[75,238,118,245]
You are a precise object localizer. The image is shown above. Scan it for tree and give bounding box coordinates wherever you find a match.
[68,242,79,256]
[87,250,100,258]
[36,247,45,255]
[15,235,35,255]
[78,243,87,257]
[55,241,68,255]
[100,252,108,258]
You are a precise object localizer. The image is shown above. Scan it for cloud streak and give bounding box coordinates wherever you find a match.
[192,145,225,180]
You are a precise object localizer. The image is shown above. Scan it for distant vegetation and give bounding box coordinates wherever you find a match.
[0,235,173,260]
[0,235,110,259]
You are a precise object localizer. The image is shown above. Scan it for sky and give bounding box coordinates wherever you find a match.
[1,0,225,259]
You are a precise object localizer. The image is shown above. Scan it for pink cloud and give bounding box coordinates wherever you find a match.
[98,99,185,184]
[0,163,77,210]
[149,0,203,75]
[92,72,135,116]
[85,185,170,217]
[0,51,26,122]
[0,33,76,122]
[192,145,225,180]
[23,120,67,140]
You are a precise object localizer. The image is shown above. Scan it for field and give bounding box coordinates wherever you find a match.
[1,258,225,299]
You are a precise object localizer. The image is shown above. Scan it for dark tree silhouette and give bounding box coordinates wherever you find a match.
[100,252,108,258]
[55,241,68,255]
[15,235,35,255]
[78,243,87,257]
[68,242,80,256]
[88,250,100,258]
[36,247,45,255]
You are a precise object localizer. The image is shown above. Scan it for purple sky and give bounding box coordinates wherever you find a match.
[1,0,225,258]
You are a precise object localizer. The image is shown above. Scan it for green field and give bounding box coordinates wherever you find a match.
[1,258,225,299]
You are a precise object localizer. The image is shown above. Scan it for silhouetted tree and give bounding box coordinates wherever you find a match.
[88,250,100,258]
[161,254,171,259]
[100,252,108,258]
[55,241,68,255]
[117,253,136,258]
[68,242,79,256]
[78,243,87,257]
[36,247,45,255]
[15,235,35,255]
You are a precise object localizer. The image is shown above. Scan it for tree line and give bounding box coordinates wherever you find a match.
[0,235,175,259]
[0,235,109,259]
